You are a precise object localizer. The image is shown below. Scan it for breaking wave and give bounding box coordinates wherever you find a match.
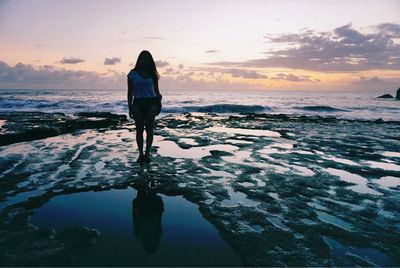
[1,89,400,121]
[163,104,270,114]
[295,105,348,112]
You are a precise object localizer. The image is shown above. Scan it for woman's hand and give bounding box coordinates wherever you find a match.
[129,106,135,119]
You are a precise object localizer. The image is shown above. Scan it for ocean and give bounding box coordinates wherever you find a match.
[0,88,399,121]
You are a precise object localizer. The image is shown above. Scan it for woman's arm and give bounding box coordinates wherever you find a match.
[154,78,162,109]
[154,78,161,98]
[127,77,134,110]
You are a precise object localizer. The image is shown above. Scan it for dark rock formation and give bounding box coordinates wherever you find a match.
[377,94,393,99]
[56,227,100,250]
[0,112,128,146]
[396,87,400,100]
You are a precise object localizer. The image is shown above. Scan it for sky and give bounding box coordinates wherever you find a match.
[0,0,400,92]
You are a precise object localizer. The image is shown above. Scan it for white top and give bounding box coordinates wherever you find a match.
[127,70,156,99]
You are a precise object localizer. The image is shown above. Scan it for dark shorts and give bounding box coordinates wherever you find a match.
[132,97,161,119]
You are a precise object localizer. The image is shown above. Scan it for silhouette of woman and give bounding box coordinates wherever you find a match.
[127,50,162,163]
[132,187,164,254]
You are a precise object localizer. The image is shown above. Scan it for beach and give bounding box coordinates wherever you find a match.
[2,0,400,266]
[1,107,399,266]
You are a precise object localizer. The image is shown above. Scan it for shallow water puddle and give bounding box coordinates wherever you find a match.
[382,151,400,158]
[249,224,263,232]
[307,201,328,211]
[31,187,241,266]
[253,177,266,187]
[267,216,291,232]
[268,192,279,200]
[238,182,255,187]
[325,168,382,195]
[221,186,260,207]
[0,189,45,211]
[316,211,353,231]
[94,161,105,171]
[375,176,400,190]
[268,164,291,173]
[324,237,395,266]
[319,197,364,211]
[366,160,400,171]
[156,139,238,159]
[222,150,252,165]
[294,149,314,155]
[178,137,198,146]
[300,218,317,225]
[225,138,253,145]
[323,156,360,166]
[258,146,286,155]
[203,167,235,179]
[207,126,281,137]
[290,165,315,176]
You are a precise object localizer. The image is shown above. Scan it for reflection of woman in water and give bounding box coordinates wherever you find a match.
[127,50,162,163]
[132,187,164,254]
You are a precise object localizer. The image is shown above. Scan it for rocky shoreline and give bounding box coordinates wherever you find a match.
[0,112,399,266]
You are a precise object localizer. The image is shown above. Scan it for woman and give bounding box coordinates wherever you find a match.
[127,50,162,163]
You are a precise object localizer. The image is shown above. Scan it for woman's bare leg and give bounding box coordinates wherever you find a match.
[134,116,145,158]
[144,115,155,157]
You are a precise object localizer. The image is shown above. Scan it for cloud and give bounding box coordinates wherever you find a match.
[210,23,400,72]
[228,69,268,79]
[0,60,265,91]
[352,76,385,85]
[3,60,396,92]
[155,60,170,68]
[159,73,266,91]
[162,67,180,75]
[144,36,164,40]
[104,57,121,65]
[376,23,400,38]
[270,73,318,82]
[189,67,267,79]
[349,75,400,92]
[205,50,219,53]
[59,57,85,64]
[0,61,125,89]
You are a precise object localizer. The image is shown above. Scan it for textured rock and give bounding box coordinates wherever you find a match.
[1,112,399,266]
[377,94,393,98]
[56,226,100,250]
[0,112,128,146]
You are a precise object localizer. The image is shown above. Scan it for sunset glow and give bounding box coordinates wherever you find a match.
[1,0,399,91]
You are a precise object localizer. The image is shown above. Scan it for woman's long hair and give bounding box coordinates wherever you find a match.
[133,50,160,82]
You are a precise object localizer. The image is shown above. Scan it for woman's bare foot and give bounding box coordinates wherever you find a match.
[143,154,151,163]
[136,154,145,163]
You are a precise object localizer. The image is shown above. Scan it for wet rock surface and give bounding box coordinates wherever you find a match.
[0,112,399,266]
[377,94,393,99]
[0,112,127,146]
